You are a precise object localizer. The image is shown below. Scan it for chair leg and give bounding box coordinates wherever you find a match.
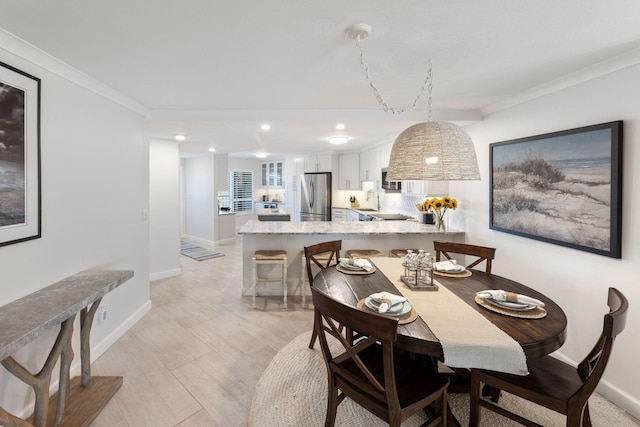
[325,375,338,427]
[282,257,288,308]
[300,255,306,308]
[252,257,257,309]
[469,371,482,427]
[583,402,592,427]
[308,323,318,349]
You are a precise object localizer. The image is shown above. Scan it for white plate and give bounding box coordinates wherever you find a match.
[365,297,412,316]
[437,264,465,273]
[485,298,536,311]
[339,261,364,270]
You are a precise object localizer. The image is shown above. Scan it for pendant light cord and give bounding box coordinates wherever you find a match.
[355,34,433,116]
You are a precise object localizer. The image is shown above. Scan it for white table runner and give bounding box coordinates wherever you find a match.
[373,258,528,375]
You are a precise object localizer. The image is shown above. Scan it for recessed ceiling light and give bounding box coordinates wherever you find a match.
[174,134,186,141]
[255,152,268,158]
[208,148,216,152]
[261,124,271,131]
[328,136,349,145]
[336,123,346,130]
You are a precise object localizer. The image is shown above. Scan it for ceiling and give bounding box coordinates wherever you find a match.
[2,1,640,158]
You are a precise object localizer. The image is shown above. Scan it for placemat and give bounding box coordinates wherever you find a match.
[474,296,547,319]
[336,265,376,275]
[434,269,472,278]
[356,299,418,324]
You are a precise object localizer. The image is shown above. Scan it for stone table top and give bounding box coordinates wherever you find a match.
[0,270,134,361]
[238,219,464,235]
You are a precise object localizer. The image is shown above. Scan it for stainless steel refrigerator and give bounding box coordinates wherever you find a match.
[300,172,332,221]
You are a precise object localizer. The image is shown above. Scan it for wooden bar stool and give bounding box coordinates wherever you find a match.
[389,249,419,258]
[252,250,287,309]
[300,250,335,307]
[345,249,384,258]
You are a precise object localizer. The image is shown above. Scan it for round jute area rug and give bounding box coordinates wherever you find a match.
[249,332,637,426]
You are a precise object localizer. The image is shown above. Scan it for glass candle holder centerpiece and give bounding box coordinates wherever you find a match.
[401,250,438,291]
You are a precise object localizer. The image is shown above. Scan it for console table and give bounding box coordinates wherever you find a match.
[0,269,134,427]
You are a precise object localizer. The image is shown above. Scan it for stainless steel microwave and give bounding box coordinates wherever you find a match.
[381,168,401,192]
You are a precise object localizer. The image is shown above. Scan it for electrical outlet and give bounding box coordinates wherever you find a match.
[98,306,107,323]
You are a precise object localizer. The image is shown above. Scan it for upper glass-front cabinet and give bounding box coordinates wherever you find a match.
[261,161,284,188]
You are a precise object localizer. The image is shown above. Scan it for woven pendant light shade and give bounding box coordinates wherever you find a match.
[386,121,480,181]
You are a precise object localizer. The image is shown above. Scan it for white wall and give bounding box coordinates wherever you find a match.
[149,140,181,280]
[182,156,215,246]
[454,62,640,417]
[0,35,150,415]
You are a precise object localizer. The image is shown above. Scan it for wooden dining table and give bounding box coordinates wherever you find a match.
[313,258,568,362]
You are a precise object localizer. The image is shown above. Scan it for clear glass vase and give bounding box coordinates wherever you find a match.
[435,213,446,232]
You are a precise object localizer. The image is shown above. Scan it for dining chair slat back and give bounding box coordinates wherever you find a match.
[434,241,496,273]
[469,287,629,427]
[304,240,342,349]
[311,287,449,427]
[304,240,342,286]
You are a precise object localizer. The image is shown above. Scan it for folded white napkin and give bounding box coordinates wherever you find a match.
[434,260,459,271]
[339,258,373,271]
[476,289,545,307]
[369,291,407,313]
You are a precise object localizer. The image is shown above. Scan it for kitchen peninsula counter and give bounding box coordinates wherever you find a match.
[238,219,453,235]
[238,220,464,298]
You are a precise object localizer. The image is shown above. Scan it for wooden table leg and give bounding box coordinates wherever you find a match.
[1,316,75,427]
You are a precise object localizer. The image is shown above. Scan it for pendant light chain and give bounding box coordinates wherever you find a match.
[355,34,433,115]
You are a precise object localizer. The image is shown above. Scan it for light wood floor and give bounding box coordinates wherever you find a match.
[92,238,313,427]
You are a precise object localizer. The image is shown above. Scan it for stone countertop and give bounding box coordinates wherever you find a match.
[238,219,462,235]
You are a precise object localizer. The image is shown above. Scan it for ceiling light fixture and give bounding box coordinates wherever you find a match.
[261,124,271,131]
[345,23,480,181]
[336,123,345,130]
[328,136,349,145]
[255,152,268,158]
[174,134,186,141]
[208,148,216,152]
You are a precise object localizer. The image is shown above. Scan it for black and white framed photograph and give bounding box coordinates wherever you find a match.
[0,61,41,247]
[490,121,623,258]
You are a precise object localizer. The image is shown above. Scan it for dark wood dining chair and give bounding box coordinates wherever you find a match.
[433,241,496,273]
[304,240,342,348]
[311,287,450,427]
[469,287,629,427]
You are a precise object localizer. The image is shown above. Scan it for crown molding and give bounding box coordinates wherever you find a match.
[0,28,148,116]
[481,46,640,116]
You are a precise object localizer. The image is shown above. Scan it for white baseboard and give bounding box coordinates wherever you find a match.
[90,300,152,363]
[149,268,181,282]
[182,234,215,249]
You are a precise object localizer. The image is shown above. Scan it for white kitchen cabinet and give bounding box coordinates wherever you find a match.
[359,148,382,182]
[304,154,332,172]
[402,181,424,195]
[338,154,360,190]
[402,180,450,196]
[261,160,284,188]
[332,208,348,221]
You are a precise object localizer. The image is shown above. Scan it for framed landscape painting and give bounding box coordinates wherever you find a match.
[490,121,622,258]
[0,61,41,247]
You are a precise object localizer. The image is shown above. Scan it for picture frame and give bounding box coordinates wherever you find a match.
[0,61,41,247]
[490,121,622,258]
